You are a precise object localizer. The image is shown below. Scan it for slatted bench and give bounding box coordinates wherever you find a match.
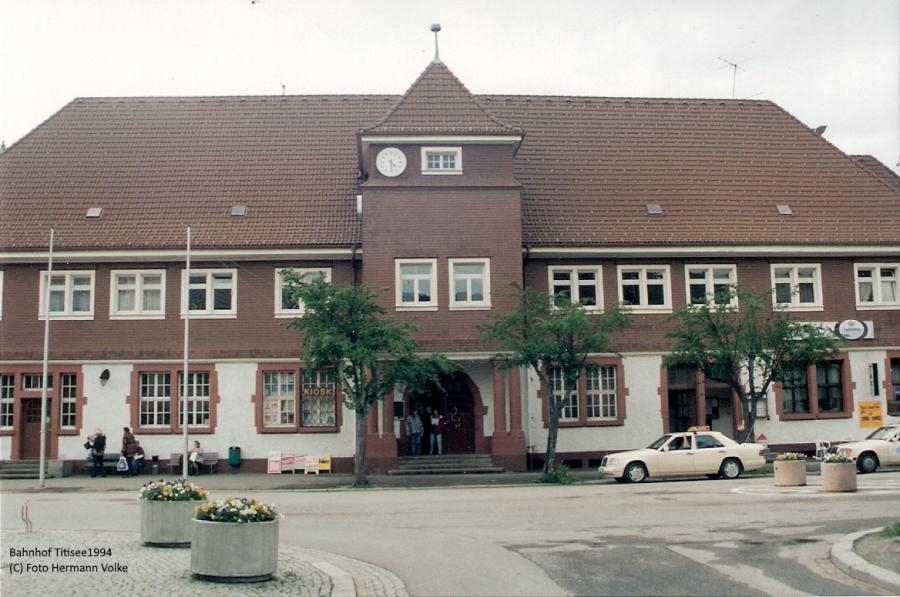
[198,452,219,474]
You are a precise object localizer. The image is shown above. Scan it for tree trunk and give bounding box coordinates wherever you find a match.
[354,407,368,486]
[543,398,561,476]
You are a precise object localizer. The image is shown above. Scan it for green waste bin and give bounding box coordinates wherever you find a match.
[228,446,241,468]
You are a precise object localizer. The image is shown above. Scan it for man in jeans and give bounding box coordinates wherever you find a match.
[405,410,423,455]
[86,429,107,477]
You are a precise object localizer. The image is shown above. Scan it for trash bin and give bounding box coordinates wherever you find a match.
[228,446,241,469]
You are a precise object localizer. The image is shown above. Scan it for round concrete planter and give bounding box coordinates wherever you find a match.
[821,462,857,492]
[140,500,206,547]
[190,519,279,582]
[773,460,807,486]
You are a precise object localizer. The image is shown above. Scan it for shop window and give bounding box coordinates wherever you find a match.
[775,357,851,420]
[542,358,626,427]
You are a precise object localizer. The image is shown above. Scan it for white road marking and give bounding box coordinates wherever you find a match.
[668,544,811,596]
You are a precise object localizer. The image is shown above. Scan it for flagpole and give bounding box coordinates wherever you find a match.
[39,228,54,488]
[182,226,191,478]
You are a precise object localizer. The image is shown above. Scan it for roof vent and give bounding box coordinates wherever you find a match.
[776,204,793,216]
[230,205,247,217]
[86,207,102,219]
[646,203,663,215]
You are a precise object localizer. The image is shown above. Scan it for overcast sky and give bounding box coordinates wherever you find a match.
[2,0,898,172]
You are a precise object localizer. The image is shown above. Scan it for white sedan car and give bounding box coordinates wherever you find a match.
[836,424,900,473]
[599,429,766,483]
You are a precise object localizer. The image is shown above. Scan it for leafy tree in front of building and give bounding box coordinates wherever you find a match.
[483,287,630,480]
[285,276,455,486]
[665,286,839,443]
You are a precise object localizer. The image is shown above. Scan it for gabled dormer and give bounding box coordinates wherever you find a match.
[358,60,523,187]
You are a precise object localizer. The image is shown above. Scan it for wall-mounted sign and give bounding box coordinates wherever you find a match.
[857,401,883,428]
[836,319,867,340]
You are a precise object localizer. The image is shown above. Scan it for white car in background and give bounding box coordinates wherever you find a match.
[835,424,900,473]
[599,428,766,483]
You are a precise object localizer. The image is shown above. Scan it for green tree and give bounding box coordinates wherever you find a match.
[483,287,630,479]
[665,286,839,443]
[284,276,454,486]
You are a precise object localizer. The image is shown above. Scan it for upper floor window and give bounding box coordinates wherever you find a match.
[110,270,165,318]
[396,259,437,310]
[40,270,95,320]
[275,268,331,317]
[855,264,899,308]
[686,265,737,306]
[183,269,237,317]
[421,147,462,174]
[549,266,602,310]
[618,266,671,312]
[449,259,490,310]
[772,264,822,310]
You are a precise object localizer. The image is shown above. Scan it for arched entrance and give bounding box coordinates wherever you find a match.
[407,372,480,454]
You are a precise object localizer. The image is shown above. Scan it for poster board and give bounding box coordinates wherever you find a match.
[857,401,883,429]
[267,451,283,474]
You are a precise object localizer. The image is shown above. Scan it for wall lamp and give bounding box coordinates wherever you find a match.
[99,369,110,386]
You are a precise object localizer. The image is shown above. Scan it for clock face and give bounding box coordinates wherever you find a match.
[375,147,407,177]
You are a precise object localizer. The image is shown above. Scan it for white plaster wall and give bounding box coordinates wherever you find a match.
[465,361,494,437]
[0,436,11,459]
[756,349,900,445]
[525,355,667,454]
[59,363,133,461]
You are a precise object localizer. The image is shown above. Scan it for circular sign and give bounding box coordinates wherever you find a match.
[836,319,866,340]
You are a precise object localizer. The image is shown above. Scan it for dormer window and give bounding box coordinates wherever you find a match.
[421,147,462,174]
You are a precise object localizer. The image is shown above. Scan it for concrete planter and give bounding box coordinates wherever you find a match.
[773,460,807,486]
[191,519,279,582]
[140,500,205,547]
[821,462,857,492]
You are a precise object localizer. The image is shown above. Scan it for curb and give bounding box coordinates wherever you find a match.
[830,528,900,593]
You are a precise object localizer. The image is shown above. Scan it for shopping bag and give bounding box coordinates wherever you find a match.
[116,456,129,472]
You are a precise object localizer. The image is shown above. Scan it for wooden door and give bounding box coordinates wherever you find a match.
[21,399,51,458]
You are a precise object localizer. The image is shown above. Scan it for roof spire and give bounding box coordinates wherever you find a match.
[430,23,442,64]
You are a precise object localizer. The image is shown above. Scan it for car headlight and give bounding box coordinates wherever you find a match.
[605,457,618,466]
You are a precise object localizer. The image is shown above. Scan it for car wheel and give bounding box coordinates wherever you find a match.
[719,458,742,479]
[857,452,879,474]
[624,462,648,483]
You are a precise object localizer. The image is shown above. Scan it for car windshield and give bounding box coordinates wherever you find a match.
[647,436,670,450]
[865,426,898,440]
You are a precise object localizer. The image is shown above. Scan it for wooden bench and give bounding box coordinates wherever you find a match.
[198,452,219,474]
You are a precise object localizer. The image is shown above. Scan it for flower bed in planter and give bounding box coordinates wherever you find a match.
[190,497,279,582]
[773,453,807,486]
[820,457,858,492]
[139,479,208,547]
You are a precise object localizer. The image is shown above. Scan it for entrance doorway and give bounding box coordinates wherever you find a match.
[705,386,734,438]
[21,398,51,459]
[409,373,475,454]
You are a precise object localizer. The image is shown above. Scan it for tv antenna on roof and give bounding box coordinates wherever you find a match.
[718,56,746,99]
[431,23,442,64]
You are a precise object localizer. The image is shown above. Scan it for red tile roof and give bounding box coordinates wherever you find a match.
[851,155,900,191]
[2,63,897,252]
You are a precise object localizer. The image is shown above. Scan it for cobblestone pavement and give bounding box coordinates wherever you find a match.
[1,529,408,596]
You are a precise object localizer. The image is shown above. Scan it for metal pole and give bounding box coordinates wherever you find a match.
[39,228,54,488]
[182,226,190,478]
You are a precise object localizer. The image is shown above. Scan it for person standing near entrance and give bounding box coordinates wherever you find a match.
[430,410,445,455]
[406,410,423,455]
[85,428,106,477]
[121,427,138,476]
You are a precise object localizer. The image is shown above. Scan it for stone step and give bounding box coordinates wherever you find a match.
[389,454,503,476]
[0,460,52,479]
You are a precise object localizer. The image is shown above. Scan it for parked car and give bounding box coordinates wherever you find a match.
[835,424,900,473]
[598,428,766,483]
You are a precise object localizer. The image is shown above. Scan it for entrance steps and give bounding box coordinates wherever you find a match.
[388,454,504,476]
[0,460,54,479]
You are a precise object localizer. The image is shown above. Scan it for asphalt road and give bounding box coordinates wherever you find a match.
[3,471,899,596]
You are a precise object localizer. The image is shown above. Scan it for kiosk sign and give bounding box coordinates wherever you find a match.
[857,401,883,428]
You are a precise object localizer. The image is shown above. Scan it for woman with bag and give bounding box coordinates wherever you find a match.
[121,427,138,476]
[85,429,107,478]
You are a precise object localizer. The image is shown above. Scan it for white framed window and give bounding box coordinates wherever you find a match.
[139,372,171,427]
[182,269,237,317]
[585,365,617,420]
[60,373,78,428]
[110,270,165,319]
[855,263,899,309]
[549,266,603,310]
[421,146,462,174]
[178,372,211,427]
[396,259,438,310]
[686,265,737,307]
[302,369,337,427]
[263,371,296,427]
[22,374,52,391]
[617,265,672,312]
[0,374,13,428]
[39,270,95,320]
[274,268,332,317]
[449,259,490,309]
[550,367,579,421]
[772,264,822,310]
